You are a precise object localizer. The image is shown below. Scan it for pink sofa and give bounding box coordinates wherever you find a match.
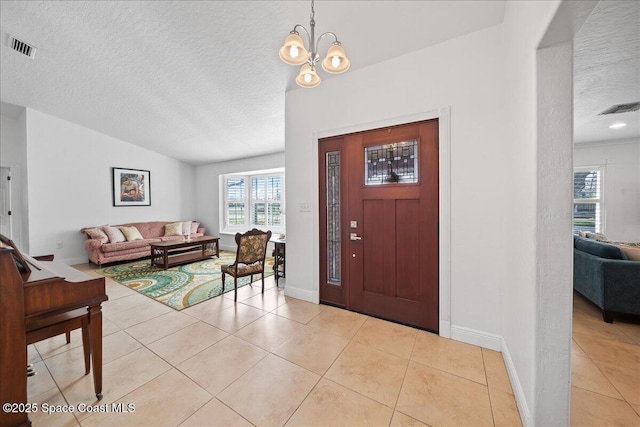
[81,221,205,266]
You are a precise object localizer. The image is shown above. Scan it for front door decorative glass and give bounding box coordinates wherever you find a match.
[326,151,341,285]
[364,139,418,185]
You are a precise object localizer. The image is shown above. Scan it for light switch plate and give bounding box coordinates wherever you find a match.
[299,202,311,212]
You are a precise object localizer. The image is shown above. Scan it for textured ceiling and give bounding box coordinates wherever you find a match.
[574,0,640,144]
[4,2,635,163]
[0,1,505,164]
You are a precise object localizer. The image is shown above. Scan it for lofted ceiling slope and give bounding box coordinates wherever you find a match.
[0,1,505,165]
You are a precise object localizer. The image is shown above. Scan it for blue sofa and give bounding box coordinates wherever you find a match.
[573,235,640,322]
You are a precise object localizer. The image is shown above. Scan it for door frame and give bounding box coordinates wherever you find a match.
[311,107,452,338]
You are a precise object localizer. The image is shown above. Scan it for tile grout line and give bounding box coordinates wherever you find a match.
[207,397,257,427]
[34,359,84,426]
[279,311,372,424]
[481,348,498,427]
[216,298,326,426]
[571,297,640,421]
[388,339,414,417]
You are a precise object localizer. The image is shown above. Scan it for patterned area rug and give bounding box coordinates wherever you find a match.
[97,251,274,310]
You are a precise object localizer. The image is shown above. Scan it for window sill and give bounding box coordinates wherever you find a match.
[220,228,285,236]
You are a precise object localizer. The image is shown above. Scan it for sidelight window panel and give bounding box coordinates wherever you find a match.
[326,151,341,285]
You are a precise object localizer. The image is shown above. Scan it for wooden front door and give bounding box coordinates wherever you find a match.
[319,120,439,331]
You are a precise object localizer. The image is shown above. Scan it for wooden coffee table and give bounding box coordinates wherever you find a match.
[150,236,220,269]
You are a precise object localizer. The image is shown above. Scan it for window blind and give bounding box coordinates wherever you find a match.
[573,169,602,234]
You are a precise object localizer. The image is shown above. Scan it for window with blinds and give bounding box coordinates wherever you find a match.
[251,176,283,227]
[223,170,285,232]
[225,177,246,227]
[573,168,603,234]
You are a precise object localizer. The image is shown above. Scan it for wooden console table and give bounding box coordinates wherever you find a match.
[150,236,219,269]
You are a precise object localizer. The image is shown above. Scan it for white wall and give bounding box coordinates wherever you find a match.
[574,139,640,242]
[535,41,574,427]
[501,1,562,425]
[24,108,197,264]
[0,110,28,251]
[286,26,509,339]
[503,1,601,425]
[195,152,285,250]
[292,24,520,326]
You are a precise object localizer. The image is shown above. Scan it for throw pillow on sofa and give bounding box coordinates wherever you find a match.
[103,225,126,243]
[182,221,192,237]
[84,227,109,243]
[164,222,183,236]
[191,221,200,234]
[582,232,608,241]
[119,226,144,241]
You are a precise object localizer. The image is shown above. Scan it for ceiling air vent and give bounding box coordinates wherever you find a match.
[599,102,640,115]
[8,36,37,59]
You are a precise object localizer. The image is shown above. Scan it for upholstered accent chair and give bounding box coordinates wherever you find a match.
[222,228,272,301]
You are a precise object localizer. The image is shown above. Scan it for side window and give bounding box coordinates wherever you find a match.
[225,177,246,228]
[573,168,603,234]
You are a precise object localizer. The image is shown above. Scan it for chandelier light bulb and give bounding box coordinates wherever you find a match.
[279,32,308,65]
[321,43,350,74]
[296,63,321,88]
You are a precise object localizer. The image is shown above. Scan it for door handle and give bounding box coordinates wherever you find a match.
[350,233,362,241]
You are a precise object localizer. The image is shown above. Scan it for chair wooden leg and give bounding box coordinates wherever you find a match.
[65,330,71,344]
[261,272,265,293]
[234,277,238,301]
[81,317,90,375]
[221,272,226,291]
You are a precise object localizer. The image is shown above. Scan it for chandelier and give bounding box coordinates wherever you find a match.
[279,0,350,88]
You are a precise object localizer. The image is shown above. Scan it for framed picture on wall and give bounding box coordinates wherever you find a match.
[112,167,150,206]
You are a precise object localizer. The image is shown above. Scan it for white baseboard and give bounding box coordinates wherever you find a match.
[450,324,502,351]
[284,285,317,303]
[501,339,532,427]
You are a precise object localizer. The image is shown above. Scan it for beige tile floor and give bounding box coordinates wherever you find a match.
[24,263,634,426]
[570,292,640,427]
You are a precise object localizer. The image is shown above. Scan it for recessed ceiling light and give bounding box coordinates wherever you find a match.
[609,122,627,129]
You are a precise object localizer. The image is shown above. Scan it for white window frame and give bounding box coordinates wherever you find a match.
[220,168,285,235]
[223,176,248,230]
[573,165,605,235]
